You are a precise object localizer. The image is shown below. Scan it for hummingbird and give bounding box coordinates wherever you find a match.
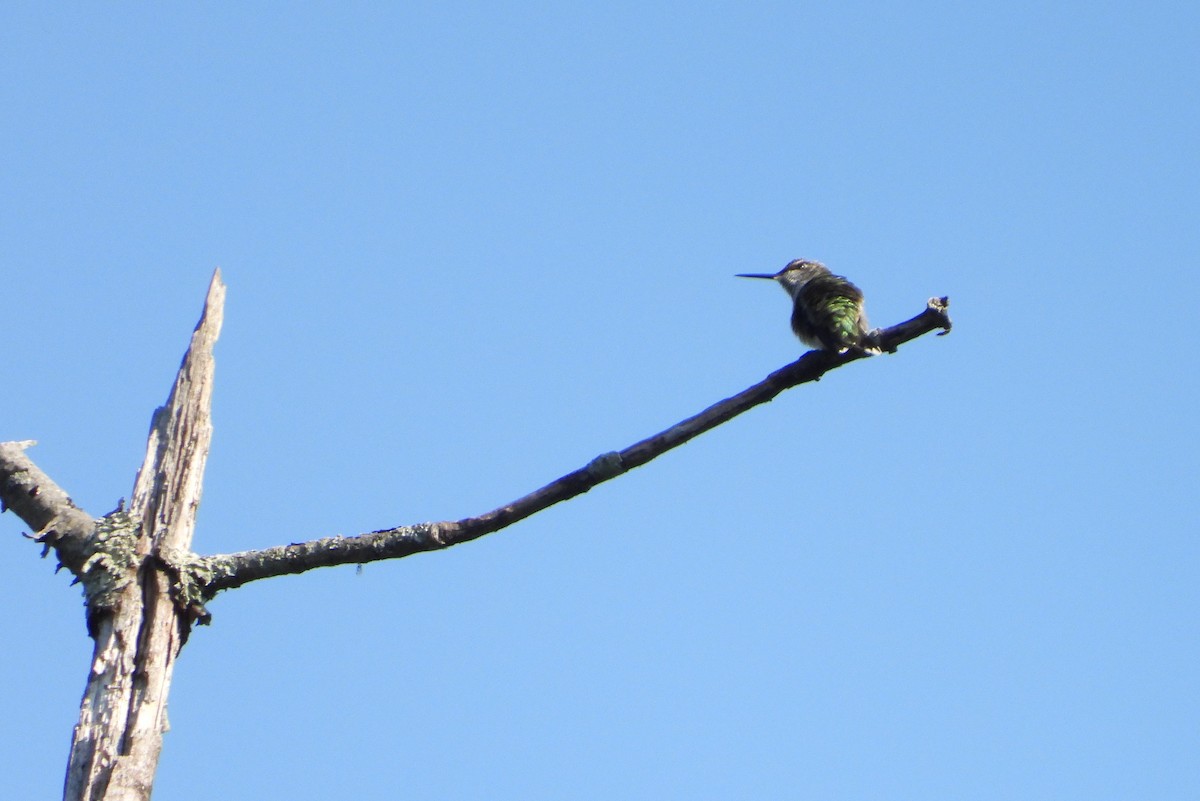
[737,259,881,354]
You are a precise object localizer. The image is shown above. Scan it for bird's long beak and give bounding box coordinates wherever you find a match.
[736,273,776,279]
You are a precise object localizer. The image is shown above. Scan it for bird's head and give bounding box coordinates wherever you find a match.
[737,259,829,299]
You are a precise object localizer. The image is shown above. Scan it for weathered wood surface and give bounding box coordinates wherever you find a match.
[63,270,225,801]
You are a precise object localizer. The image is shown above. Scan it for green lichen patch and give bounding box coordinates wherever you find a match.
[81,510,143,612]
[156,545,215,626]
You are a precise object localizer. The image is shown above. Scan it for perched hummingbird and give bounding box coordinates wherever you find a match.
[738,259,881,354]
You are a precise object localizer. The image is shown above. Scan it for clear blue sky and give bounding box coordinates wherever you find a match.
[2,3,1197,799]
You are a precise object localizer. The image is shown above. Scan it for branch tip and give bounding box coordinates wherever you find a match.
[924,296,952,335]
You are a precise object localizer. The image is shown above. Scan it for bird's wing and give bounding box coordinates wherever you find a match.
[798,275,866,349]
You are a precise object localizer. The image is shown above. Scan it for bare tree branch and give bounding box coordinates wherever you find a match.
[199,296,952,596]
[0,440,98,576]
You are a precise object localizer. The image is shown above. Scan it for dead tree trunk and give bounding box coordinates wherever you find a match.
[0,271,949,800]
[61,272,224,801]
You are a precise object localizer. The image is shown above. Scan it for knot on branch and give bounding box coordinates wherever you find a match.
[585,451,625,481]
